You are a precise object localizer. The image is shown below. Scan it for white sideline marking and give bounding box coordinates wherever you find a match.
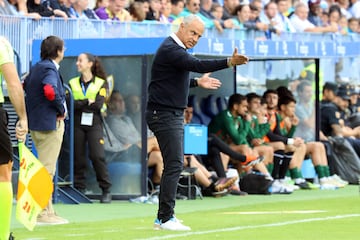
[139,214,360,240]
[223,210,327,214]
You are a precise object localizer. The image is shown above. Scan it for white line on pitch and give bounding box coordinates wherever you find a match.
[138,214,360,240]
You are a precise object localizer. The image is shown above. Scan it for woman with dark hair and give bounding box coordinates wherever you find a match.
[68,53,112,203]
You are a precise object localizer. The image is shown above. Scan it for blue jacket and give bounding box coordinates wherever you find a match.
[24,59,66,131]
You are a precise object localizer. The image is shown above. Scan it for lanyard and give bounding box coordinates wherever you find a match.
[81,81,87,96]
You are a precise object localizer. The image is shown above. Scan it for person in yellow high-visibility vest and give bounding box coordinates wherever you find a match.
[0,36,28,240]
[68,53,112,203]
[299,60,324,99]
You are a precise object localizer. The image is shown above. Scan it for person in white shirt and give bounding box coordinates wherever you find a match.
[274,0,296,33]
[290,1,337,32]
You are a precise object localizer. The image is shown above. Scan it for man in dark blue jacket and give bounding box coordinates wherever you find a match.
[146,14,249,231]
[24,35,68,226]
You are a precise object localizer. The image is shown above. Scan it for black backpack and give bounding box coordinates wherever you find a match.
[240,171,273,195]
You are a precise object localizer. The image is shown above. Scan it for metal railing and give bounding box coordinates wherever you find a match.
[1,15,359,73]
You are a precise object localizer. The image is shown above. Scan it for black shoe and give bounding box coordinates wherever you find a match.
[100,192,112,203]
[9,232,14,240]
[295,181,311,190]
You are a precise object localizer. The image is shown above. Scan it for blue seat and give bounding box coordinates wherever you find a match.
[216,96,228,112]
[188,95,211,125]
[203,94,220,119]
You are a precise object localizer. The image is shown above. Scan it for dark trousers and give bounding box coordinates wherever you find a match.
[206,133,246,178]
[146,109,184,223]
[0,107,12,164]
[74,123,111,192]
[345,137,360,158]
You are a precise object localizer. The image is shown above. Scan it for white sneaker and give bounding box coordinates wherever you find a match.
[160,217,191,231]
[280,179,299,191]
[329,175,348,186]
[270,180,293,194]
[320,177,344,188]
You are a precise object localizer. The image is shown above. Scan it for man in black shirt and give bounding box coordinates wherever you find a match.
[320,82,360,152]
[146,14,249,231]
[320,82,341,138]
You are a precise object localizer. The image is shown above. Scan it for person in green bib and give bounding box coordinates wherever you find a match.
[68,53,112,203]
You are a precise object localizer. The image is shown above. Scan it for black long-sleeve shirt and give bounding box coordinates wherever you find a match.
[147,36,228,111]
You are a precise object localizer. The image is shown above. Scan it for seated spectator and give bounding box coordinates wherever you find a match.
[168,0,184,22]
[1,0,21,15]
[95,0,131,21]
[307,0,324,26]
[338,14,349,35]
[94,0,109,11]
[27,0,68,18]
[145,0,161,21]
[129,1,146,21]
[259,1,282,36]
[327,4,345,34]
[275,0,296,33]
[222,0,238,20]
[247,2,268,31]
[7,0,43,19]
[69,0,99,19]
[210,2,223,21]
[294,80,316,142]
[159,0,171,23]
[348,17,360,33]
[8,0,46,18]
[231,4,251,30]
[43,0,73,18]
[350,0,360,18]
[125,94,141,131]
[200,0,233,29]
[337,0,352,19]
[177,0,223,32]
[290,1,337,32]
[105,90,163,189]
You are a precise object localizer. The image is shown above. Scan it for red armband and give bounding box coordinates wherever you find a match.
[43,84,55,101]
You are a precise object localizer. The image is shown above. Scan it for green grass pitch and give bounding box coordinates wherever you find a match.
[10,185,360,240]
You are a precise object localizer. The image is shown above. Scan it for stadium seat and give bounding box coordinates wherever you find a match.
[203,94,220,119]
[216,96,228,112]
[188,95,211,125]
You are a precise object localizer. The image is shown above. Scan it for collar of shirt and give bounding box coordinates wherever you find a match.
[170,32,186,49]
[51,59,60,70]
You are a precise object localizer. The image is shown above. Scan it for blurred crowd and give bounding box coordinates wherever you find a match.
[1,0,360,35]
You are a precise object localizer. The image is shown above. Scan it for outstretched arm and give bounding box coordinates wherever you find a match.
[227,48,249,67]
[197,73,222,90]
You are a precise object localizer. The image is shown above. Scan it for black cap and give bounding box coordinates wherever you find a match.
[337,84,351,100]
[323,82,338,94]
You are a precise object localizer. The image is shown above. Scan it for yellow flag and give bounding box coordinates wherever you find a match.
[16,142,53,231]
